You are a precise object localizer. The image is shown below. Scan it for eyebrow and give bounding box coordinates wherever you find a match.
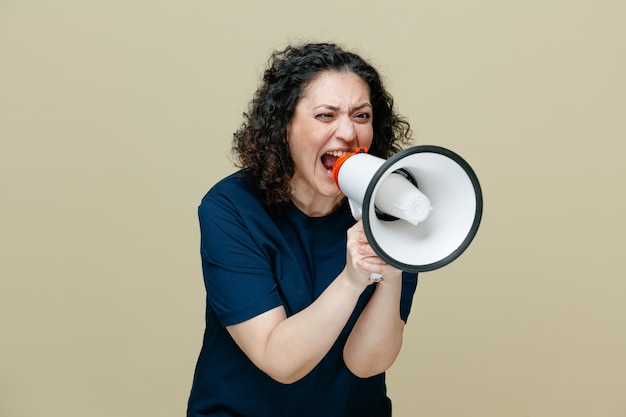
[313,103,372,111]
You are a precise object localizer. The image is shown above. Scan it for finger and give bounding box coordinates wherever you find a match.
[357,243,380,258]
[357,257,388,269]
[364,257,388,265]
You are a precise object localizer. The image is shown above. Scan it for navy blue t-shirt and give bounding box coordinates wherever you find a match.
[187,171,418,417]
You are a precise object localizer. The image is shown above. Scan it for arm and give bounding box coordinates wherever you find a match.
[226,220,404,383]
[227,269,366,384]
[342,224,407,378]
[343,277,405,377]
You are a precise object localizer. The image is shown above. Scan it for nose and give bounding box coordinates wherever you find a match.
[335,116,357,143]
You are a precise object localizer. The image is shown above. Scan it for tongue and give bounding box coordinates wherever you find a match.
[321,154,339,170]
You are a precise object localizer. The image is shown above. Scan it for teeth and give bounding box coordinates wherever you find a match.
[326,150,351,157]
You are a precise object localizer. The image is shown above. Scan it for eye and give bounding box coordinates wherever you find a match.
[354,112,372,121]
[316,113,334,120]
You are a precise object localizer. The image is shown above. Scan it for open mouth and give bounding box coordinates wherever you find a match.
[321,151,351,174]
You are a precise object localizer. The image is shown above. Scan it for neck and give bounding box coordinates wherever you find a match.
[290,193,344,217]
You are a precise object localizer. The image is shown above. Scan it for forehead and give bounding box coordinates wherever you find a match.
[300,71,371,102]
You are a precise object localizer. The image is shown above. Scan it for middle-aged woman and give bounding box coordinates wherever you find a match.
[188,42,418,417]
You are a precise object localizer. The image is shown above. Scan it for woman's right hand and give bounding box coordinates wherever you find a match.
[344,220,401,288]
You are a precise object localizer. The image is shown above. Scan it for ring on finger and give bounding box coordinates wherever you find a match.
[369,272,383,282]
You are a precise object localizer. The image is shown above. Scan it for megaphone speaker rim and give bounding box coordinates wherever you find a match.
[362,145,483,273]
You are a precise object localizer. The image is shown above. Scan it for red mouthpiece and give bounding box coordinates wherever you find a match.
[332,147,368,186]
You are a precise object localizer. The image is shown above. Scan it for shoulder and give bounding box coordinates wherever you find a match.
[199,171,265,216]
[198,171,285,244]
[202,171,257,204]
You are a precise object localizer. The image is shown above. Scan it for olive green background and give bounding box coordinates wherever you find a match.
[1,1,624,416]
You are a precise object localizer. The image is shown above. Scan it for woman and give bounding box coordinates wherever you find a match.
[188,42,418,417]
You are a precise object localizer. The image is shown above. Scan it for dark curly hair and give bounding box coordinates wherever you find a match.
[233,42,413,206]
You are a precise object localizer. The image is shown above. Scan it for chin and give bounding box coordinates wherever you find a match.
[320,186,344,201]
[316,175,338,194]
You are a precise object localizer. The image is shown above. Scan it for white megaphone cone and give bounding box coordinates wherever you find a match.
[333,148,432,225]
[333,146,483,273]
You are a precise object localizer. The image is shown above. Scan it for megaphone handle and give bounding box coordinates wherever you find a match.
[347,198,362,220]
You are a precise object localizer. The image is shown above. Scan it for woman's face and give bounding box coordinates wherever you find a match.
[287,71,374,215]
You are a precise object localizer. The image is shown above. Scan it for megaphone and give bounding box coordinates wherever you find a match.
[333,145,483,273]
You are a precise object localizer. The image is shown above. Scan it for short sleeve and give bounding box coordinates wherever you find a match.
[399,271,419,322]
[198,185,283,327]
